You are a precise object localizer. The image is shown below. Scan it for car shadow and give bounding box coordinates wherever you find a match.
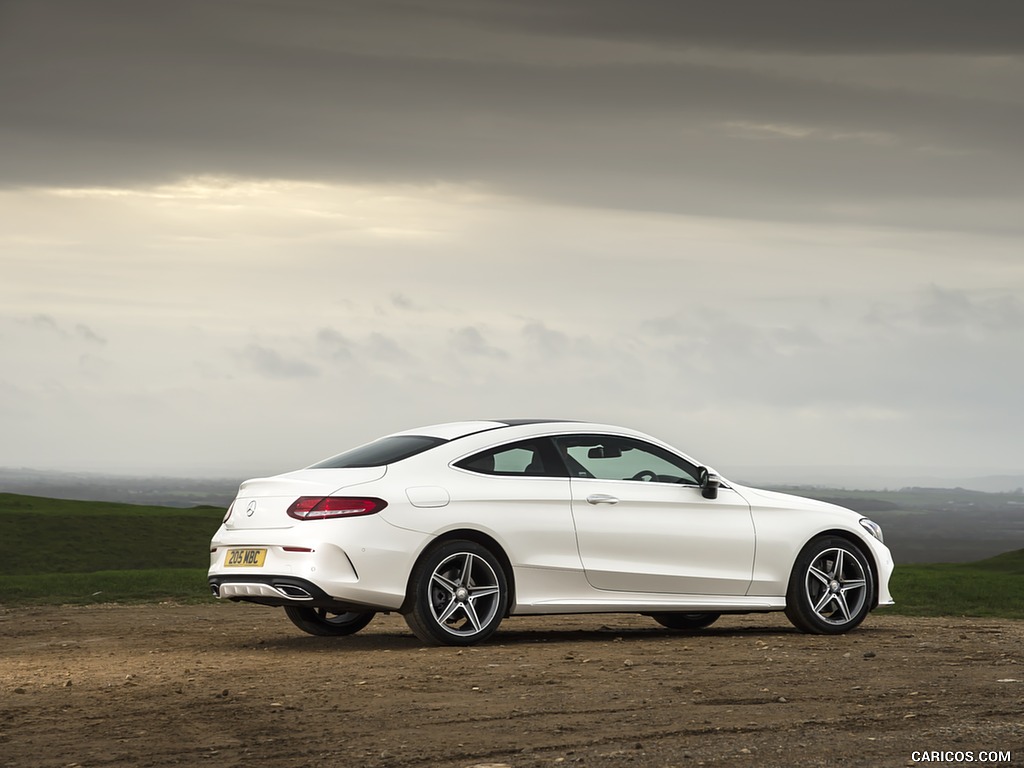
[236,618,898,652]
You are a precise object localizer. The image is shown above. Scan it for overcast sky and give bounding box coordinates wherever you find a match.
[2,0,1023,481]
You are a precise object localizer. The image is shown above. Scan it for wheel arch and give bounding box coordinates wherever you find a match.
[401,529,517,616]
[794,528,880,609]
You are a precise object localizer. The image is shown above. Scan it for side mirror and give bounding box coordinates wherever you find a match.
[698,467,720,500]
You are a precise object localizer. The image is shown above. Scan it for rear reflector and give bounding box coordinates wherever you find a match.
[286,496,388,520]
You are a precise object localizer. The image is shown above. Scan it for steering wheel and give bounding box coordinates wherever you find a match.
[630,470,658,482]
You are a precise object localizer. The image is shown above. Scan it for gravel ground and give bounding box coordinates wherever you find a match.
[1,604,1022,767]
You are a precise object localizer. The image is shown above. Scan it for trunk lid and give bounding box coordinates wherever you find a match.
[225,467,387,530]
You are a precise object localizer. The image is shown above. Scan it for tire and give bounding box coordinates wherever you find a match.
[403,540,509,646]
[649,612,721,630]
[284,606,376,637]
[785,536,873,635]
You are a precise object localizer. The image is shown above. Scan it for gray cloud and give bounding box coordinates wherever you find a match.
[26,314,65,335]
[316,327,419,366]
[916,286,1024,331]
[240,344,319,379]
[75,323,107,345]
[450,325,507,359]
[444,0,1024,55]
[22,315,106,345]
[522,321,570,358]
[316,327,353,361]
[390,293,420,311]
[3,1,1022,234]
[366,332,411,363]
[521,321,600,361]
[639,288,1024,426]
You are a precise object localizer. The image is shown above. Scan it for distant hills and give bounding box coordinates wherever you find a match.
[0,467,241,507]
[730,466,1024,494]
[3,466,1024,566]
[4,465,1024,507]
[774,485,1024,564]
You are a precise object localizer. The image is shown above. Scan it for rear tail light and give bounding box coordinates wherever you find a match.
[286,496,388,520]
[222,501,235,524]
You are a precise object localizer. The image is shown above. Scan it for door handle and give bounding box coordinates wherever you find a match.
[586,494,619,505]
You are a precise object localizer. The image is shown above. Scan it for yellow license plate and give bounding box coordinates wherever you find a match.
[224,548,267,567]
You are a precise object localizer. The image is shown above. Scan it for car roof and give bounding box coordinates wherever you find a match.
[382,417,577,442]
[384,419,583,441]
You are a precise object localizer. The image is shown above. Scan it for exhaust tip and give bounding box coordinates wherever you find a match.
[216,582,315,601]
[275,584,313,599]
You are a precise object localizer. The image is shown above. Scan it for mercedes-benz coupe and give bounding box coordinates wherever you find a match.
[208,419,894,645]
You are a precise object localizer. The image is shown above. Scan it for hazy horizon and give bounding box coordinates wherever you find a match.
[3,462,1022,496]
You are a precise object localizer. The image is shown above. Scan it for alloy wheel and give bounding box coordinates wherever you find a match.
[803,547,868,626]
[427,551,502,638]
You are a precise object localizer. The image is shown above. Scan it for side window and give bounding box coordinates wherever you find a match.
[455,439,563,477]
[554,435,699,485]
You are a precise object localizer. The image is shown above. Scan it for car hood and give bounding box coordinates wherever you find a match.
[731,484,857,516]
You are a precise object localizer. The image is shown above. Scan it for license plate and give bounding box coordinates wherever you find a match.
[224,548,267,567]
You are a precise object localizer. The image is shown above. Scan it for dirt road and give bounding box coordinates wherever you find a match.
[1,604,1021,767]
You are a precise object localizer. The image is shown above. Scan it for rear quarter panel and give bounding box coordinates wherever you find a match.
[377,466,580,574]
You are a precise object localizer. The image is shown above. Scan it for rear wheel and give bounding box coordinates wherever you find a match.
[404,540,509,646]
[284,606,376,636]
[650,612,721,630]
[785,536,873,635]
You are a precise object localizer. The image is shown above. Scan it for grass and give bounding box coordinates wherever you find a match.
[0,569,210,605]
[0,492,223,575]
[1,492,1022,618]
[887,549,1024,619]
[0,492,222,605]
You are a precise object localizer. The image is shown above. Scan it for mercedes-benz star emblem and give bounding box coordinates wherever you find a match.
[245,500,257,517]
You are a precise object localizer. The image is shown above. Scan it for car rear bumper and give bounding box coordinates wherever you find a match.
[207,517,428,611]
[208,574,384,612]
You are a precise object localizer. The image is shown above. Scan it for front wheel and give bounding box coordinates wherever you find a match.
[649,612,721,630]
[403,540,509,646]
[785,536,873,635]
[284,606,376,636]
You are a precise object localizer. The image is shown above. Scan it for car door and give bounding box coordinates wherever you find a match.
[555,434,755,596]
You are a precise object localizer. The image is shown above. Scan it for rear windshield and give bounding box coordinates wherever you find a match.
[308,435,446,469]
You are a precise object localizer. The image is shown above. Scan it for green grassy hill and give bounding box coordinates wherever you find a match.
[889,548,1024,619]
[0,492,1021,618]
[0,493,223,605]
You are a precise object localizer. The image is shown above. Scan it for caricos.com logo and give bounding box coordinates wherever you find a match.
[911,751,1013,764]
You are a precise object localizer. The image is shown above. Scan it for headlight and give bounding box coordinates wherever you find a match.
[859,518,884,544]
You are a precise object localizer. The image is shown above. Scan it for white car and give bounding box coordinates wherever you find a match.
[208,419,894,645]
